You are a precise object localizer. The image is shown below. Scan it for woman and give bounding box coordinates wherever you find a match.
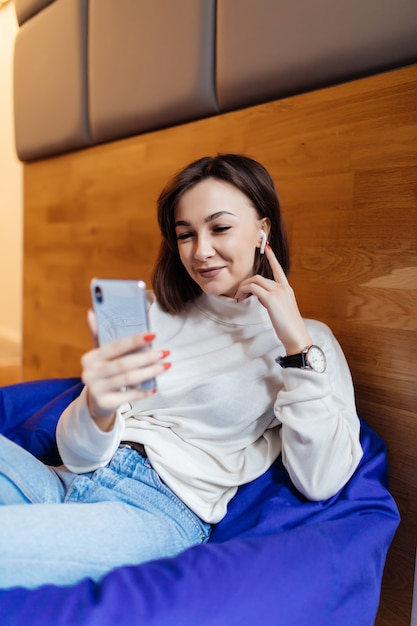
[0,154,363,588]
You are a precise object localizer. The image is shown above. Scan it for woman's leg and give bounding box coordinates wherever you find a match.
[0,445,211,589]
[0,499,180,588]
[0,434,65,504]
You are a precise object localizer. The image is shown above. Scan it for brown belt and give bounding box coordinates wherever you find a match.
[120,441,147,458]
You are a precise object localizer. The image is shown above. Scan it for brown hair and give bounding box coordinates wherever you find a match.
[152,154,290,314]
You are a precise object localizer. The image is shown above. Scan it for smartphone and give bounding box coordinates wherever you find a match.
[90,278,156,391]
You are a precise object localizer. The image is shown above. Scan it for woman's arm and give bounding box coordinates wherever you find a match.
[234,246,362,500]
[56,311,170,473]
[275,323,363,500]
[56,385,125,473]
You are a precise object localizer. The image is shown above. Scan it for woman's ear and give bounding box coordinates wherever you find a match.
[259,218,271,237]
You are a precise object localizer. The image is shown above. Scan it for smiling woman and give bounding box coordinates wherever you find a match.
[153,154,290,314]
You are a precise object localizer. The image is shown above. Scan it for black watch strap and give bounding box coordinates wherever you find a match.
[275,352,307,368]
[275,345,327,373]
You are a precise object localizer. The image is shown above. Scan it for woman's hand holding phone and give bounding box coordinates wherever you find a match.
[81,317,171,430]
[82,279,171,431]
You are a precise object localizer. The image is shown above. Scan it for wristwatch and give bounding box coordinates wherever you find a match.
[276,345,326,373]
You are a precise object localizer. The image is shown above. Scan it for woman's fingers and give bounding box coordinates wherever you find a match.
[85,359,170,419]
[84,330,156,364]
[81,331,171,419]
[264,244,289,283]
[234,245,289,303]
[234,245,312,353]
[83,349,170,389]
[234,274,276,304]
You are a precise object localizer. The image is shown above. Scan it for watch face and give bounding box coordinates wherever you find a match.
[306,346,326,373]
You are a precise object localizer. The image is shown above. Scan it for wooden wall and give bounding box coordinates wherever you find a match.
[23,65,417,625]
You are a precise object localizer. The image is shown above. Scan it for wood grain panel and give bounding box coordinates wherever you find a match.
[23,65,417,624]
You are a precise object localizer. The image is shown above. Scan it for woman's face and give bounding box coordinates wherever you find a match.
[174,178,267,298]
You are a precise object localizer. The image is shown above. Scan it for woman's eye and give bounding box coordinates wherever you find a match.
[176,232,193,241]
[213,226,231,233]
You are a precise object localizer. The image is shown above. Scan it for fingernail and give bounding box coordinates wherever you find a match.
[162,362,172,371]
[143,333,156,342]
[159,350,170,359]
[266,243,272,250]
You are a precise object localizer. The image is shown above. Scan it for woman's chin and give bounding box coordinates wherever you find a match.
[201,285,237,299]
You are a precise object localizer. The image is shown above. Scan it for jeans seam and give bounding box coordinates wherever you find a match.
[117,451,210,540]
[144,464,211,540]
[0,460,60,504]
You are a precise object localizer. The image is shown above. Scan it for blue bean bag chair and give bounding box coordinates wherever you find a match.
[0,378,400,626]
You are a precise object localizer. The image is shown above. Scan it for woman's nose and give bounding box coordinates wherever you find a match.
[194,235,215,260]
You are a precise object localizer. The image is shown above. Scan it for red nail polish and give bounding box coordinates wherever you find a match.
[159,350,170,359]
[162,362,172,371]
[143,333,156,342]
[266,243,272,250]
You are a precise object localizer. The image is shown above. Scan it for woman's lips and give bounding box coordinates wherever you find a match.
[196,266,225,279]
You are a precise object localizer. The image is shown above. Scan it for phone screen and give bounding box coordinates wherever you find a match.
[90,278,156,391]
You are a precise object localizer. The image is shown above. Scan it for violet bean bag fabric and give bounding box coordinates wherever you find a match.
[0,378,399,626]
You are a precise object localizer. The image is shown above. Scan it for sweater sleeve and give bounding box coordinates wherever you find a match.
[274,322,363,501]
[56,386,125,473]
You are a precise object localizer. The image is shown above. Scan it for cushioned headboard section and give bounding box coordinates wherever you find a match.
[13,0,417,161]
[88,0,218,144]
[217,0,417,110]
[13,0,91,161]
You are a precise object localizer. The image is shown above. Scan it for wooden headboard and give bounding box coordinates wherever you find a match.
[23,65,417,625]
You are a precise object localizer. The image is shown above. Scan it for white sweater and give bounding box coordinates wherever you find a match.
[57,294,363,523]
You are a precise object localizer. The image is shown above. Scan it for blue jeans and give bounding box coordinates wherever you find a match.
[0,435,211,589]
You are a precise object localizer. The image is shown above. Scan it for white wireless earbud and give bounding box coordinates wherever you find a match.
[259,231,267,255]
